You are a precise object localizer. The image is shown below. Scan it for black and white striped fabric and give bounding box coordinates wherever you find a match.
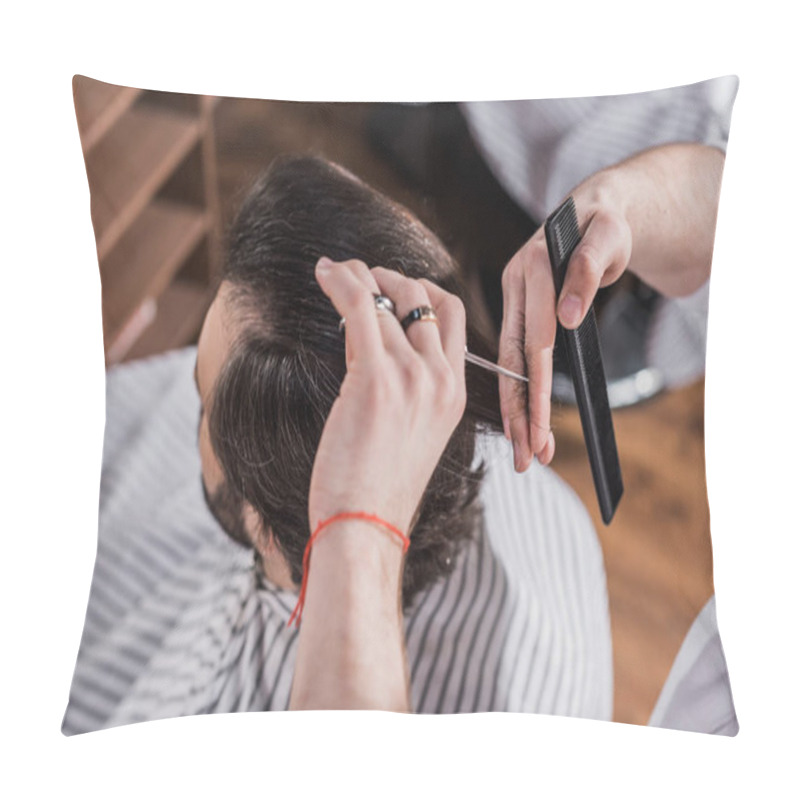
[62,347,613,733]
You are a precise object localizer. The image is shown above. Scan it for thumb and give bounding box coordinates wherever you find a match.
[557,210,631,329]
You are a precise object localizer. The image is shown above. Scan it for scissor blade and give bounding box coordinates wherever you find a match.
[465,349,529,383]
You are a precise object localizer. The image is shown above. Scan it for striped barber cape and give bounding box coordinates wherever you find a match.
[62,347,613,734]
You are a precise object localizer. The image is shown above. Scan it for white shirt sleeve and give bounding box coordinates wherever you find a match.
[460,76,739,222]
[648,595,739,735]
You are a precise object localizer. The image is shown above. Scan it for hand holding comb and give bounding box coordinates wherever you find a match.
[545,197,623,525]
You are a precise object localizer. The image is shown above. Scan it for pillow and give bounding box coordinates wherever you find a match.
[63,75,738,735]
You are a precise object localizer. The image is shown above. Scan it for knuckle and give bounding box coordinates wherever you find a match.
[432,361,455,395]
[399,355,426,397]
[431,364,464,416]
[501,262,520,293]
[349,286,373,313]
[571,247,602,283]
[443,293,466,322]
[520,240,549,277]
[417,277,438,296]
[603,214,633,266]
[409,280,431,306]
[596,207,626,238]
[344,258,370,273]
[351,261,375,284]
[530,428,549,451]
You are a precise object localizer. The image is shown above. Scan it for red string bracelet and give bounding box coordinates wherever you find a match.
[287,511,410,628]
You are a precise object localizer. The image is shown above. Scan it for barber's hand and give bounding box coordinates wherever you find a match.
[499,170,631,471]
[309,256,467,538]
[499,142,725,472]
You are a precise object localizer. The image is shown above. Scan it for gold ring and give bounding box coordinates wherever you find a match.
[401,305,438,331]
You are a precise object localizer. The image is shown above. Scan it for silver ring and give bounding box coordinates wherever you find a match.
[373,294,396,315]
[339,294,397,332]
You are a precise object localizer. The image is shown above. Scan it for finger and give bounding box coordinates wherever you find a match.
[371,267,444,361]
[557,210,631,329]
[344,258,383,295]
[522,244,557,467]
[315,257,384,367]
[324,258,400,361]
[498,255,531,470]
[537,430,556,467]
[417,278,467,374]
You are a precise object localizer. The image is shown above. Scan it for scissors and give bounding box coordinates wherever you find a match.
[340,300,529,383]
[466,196,622,526]
[464,348,528,383]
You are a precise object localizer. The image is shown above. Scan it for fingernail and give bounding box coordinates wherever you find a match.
[316,256,333,273]
[559,294,582,328]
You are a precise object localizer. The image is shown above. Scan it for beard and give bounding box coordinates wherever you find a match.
[202,476,252,549]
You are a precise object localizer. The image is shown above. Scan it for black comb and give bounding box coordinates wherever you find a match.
[544,197,623,525]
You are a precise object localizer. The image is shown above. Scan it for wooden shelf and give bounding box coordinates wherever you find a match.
[85,103,202,260]
[74,76,222,364]
[73,76,142,152]
[124,281,214,362]
[101,200,208,346]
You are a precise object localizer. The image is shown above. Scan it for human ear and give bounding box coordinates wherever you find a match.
[244,504,296,590]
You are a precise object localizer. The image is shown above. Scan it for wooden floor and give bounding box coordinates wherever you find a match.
[208,97,715,725]
[550,381,712,724]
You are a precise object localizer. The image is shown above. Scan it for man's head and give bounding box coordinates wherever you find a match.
[195,155,501,607]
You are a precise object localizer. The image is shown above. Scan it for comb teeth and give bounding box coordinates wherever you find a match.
[547,197,581,291]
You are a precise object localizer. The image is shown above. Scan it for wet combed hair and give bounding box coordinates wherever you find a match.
[208,155,503,609]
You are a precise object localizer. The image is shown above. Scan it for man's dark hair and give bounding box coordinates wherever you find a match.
[208,155,503,608]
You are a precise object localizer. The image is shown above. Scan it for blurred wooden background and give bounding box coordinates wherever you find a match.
[74,80,715,725]
[73,76,222,364]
